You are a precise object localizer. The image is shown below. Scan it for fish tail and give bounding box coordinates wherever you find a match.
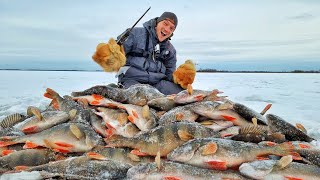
[44,88,60,99]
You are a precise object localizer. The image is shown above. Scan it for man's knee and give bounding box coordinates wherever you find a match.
[154,80,184,95]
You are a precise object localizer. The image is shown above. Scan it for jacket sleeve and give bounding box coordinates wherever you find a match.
[163,46,177,82]
[118,29,134,54]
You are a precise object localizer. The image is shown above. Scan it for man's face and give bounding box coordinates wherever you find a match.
[156,19,176,42]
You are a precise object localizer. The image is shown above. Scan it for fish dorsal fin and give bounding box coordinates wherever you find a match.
[127,153,141,162]
[239,125,267,135]
[155,151,161,170]
[178,130,194,141]
[187,84,193,95]
[260,104,272,115]
[86,152,106,160]
[295,123,307,134]
[142,105,150,119]
[68,109,77,120]
[200,142,218,155]
[70,124,83,139]
[276,155,293,169]
[27,106,43,121]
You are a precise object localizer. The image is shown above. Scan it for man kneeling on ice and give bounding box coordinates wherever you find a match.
[92,11,196,95]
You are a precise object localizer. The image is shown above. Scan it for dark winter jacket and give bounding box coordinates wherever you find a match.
[117,18,177,85]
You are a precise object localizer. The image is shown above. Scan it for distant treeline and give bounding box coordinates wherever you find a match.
[1,68,320,73]
[197,69,320,73]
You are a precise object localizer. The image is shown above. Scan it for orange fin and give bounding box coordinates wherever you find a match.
[221,133,234,138]
[132,110,139,118]
[128,116,135,123]
[54,142,74,148]
[284,176,303,180]
[201,142,218,155]
[52,99,59,110]
[53,148,70,154]
[175,113,184,121]
[178,130,194,141]
[90,100,100,105]
[290,152,302,161]
[256,156,269,160]
[221,115,236,121]
[23,141,39,149]
[22,126,38,133]
[164,176,183,180]
[14,166,29,171]
[130,149,149,156]
[87,152,106,160]
[194,94,204,101]
[298,143,311,149]
[260,103,272,115]
[0,141,15,147]
[92,94,104,100]
[206,160,227,170]
[2,149,15,156]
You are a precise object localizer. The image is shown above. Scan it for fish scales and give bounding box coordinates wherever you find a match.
[0,149,56,169]
[27,156,131,179]
[233,102,267,125]
[267,114,314,142]
[168,137,294,170]
[127,161,247,180]
[105,122,220,156]
[71,85,126,102]
[240,159,320,179]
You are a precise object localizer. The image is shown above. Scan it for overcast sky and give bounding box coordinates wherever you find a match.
[1,0,320,69]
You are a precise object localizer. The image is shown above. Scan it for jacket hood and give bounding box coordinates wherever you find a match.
[143,18,171,43]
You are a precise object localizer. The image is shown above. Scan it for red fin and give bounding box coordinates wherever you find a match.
[221,115,236,121]
[105,128,114,138]
[206,160,227,170]
[221,133,233,138]
[15,166,29,171]
[0,141,15,147]
[256,156,270,160]
[164,176,182,180]
[87,152,106,160]
[43,92,53,99]
[128,116,135,123]
[265,141,277,146]
[52,99,59,110]
[298,143,311,149]
[54,142,74,148]
[23,141,39,149]
[53,148,70,154]
[90,100,100,105]
[290,152,302,161]
[92,94,104,100]
[176,113,184,121]
[284,176,303,180]
[2,149,15,156]
[194,95,204,101]
[130,149,149,156]
[22,126,38,133]
[132,110,139,118]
